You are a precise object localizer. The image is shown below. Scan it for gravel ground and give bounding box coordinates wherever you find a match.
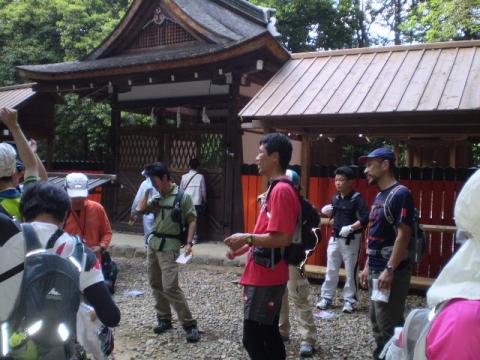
[110,258,426,360]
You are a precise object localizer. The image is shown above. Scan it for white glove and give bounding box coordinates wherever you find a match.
[339,225,353,238]
[321,204,334,216]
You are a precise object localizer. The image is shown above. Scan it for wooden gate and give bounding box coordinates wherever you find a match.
[115,126,226,242]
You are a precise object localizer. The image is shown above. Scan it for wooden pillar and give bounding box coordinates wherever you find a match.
[224,73,244,235]
[106,86,120,220]
[301,134,311,195]
[405,145,414,167]
[393,140,401,167]
[110,87,121,174]
[449,140,457,168]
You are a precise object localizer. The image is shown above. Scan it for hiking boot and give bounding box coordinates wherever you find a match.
[153,319,172,334]
[316,298,332,310]
[300,343,314,357]
[185,325,200,343]
[342,301,355,314]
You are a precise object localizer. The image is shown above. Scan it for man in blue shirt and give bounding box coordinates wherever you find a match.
[358,148,414,360]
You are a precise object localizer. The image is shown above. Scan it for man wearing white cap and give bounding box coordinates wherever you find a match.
[64,173,112,258]
[0,107,47,220]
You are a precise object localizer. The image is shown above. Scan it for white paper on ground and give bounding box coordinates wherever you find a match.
[176,253,193,264]
[125,290,144,297]
[371,279,391,303]
[313,310,336,320]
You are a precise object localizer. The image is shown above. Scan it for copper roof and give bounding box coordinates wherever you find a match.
[240,40,480,120]
[48,173,116,191]
[0,84,36,109]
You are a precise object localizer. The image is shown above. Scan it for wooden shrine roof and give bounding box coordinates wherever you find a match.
[17,0,288,81]
[0,84,36,109]
[240,40,480,122]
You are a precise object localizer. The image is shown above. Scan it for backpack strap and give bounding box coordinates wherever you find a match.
[383,184,405,226]
[21,223,42,255]
[46,229,65,250]
[183,172,199,190]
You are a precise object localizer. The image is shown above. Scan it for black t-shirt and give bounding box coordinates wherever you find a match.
[367,183,415,271]
[331,191,369,238]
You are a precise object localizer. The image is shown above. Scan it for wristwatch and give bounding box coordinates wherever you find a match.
[386,264,394,273]
[246,235,254,247]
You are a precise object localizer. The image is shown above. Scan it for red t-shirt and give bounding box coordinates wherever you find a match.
[240,180,300,286]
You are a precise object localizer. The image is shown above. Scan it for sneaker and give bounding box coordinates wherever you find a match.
[342,301,355,313]
[153,319,172,334]
[300,343,314,357]
[316,298,332,310]
[185,325,200,343]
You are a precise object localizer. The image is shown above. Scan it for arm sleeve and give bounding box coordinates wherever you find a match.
[356,195,370,227]
[200,176,207,201]
[182,193,197,224]
[393,189,415,228]
[266,184,299,235]
[99,206,112,248]
[83,282,121,327]
[131,181,146,215]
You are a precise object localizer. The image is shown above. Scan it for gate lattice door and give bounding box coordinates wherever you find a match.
[116,128,226,241]
[169,132,225,241]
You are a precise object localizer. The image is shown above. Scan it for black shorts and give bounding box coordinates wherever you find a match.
[243,284,286,325]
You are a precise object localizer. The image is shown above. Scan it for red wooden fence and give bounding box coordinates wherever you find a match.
[241,166,474,279]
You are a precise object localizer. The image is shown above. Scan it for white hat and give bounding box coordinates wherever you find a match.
[0,143,17,178]
[65,173,89,198]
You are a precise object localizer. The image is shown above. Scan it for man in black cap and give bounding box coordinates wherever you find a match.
[358,148,415,360]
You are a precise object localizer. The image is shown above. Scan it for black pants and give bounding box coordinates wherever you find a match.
[243,316,286,360]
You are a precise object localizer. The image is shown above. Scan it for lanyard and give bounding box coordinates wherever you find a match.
[71,206,87,241]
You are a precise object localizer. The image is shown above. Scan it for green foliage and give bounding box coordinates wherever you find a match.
[251,0,370,51]
[0,0,133,161]
[403,0,480,42]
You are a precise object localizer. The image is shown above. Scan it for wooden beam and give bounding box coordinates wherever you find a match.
[304,265,433,290]
[301,134,311,194]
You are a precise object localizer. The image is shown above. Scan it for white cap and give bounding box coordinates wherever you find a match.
[0,143,17,177]
[65,173,89,198]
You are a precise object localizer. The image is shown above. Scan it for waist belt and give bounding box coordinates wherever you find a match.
[367,247,409,260]
[333,235,358,245]
[148,232,181,251]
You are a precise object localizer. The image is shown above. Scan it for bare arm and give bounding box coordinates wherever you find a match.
[378,223,411,289]
[0,108,38,179]
[224,231,293,251]
[29,139,47,181]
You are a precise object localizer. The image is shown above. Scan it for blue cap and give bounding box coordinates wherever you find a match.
[359,147,396,165]
[285,169,300,186]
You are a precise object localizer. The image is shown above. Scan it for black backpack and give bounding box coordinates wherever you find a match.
[266,178,321,267]
[384,184,427,264]
[101,250,118,294]
[8,224,81,359]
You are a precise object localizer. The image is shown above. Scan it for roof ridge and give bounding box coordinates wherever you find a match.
[211,0,269,24]
[292,40,480,59]
[0,83,35,92]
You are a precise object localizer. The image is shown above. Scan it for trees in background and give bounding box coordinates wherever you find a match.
[0,0,478,161]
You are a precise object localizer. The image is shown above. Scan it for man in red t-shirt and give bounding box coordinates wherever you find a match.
[225,133,300,360]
